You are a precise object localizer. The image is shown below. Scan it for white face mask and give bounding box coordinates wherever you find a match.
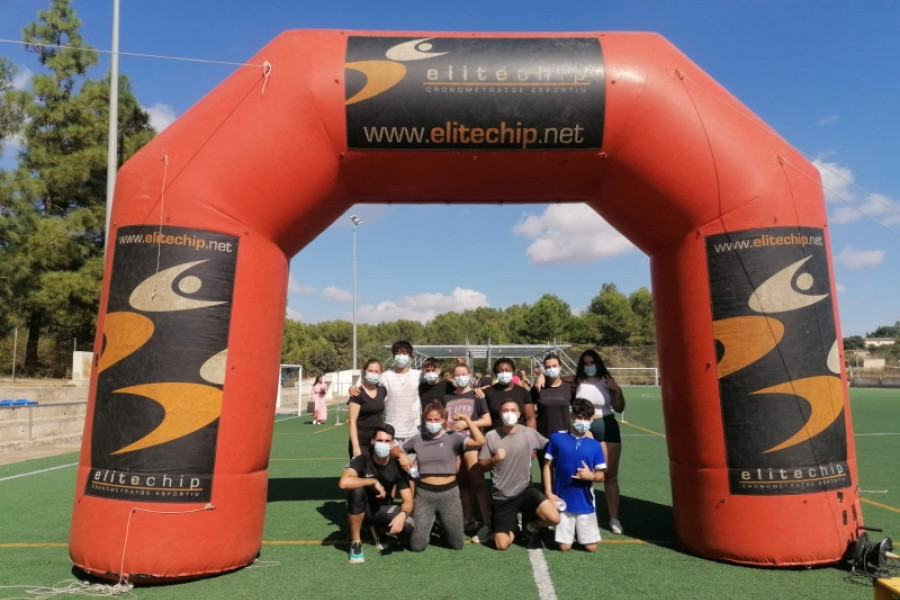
[544,367,560,379]
[453,375,470,388]
[425,422,443,435]
[573,420,591,435]
[364,372,380,385]
[394,354,411,368]
[496,372,513,385]
[373,442,391,458]
[501,411,519,427]
[423,371,440,384]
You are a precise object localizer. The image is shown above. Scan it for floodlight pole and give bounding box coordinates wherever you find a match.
[350,215,363,383]
[105,0,121,258]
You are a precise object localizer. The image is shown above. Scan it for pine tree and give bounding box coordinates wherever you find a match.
[0,0,154,375]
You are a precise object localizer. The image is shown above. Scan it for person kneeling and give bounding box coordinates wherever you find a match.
[542,398,607,552]
[338,423,414,563]
[477,400,560,550]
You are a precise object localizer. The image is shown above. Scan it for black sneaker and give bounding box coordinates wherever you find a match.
[472,525,492,545]
[349,541,364,563]
[523,524,543,550]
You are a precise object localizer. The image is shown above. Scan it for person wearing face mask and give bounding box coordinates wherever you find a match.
[532,354,576,440]
[339,423,415,563]
[394,401,484,552]
[348,359,388,458]
[542,398,606,552]
[482,358,537,431]
[443,361,492,535]
[379,340,422,445]
[477,400,560,550]
[418,356,454,425]
[574,349,626,535]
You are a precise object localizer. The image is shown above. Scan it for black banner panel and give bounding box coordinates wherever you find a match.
[345,36,605,150]
[86,226,238,503]
[707,227,849,496]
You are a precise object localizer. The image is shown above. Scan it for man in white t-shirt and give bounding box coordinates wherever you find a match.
[377,340,421,444]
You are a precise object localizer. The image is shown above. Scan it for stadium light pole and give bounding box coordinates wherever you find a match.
[350,215,363,383]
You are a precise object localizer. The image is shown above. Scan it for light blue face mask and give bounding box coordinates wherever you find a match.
[584,365,598,377]
[394,354,411,368]
[453,375,470,388]
[496,372,513,385]
[373,442,391,458]
[425,422,443,435]
[365,372,381,385]
[544,367,560,379]
[423,371,440,384]
[573,420,591,434]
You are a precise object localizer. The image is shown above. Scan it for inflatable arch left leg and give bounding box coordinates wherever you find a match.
[70,30,861,581]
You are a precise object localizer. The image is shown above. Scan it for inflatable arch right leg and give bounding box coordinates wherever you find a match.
[69,30,860,581]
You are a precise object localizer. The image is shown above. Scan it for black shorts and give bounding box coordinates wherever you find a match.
[491,486,548,535]
[590,413,622,444]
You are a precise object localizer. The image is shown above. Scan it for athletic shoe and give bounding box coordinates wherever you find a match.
[523,523,543,550]
[463,520,480,536]
[472,525,492,545]
[349,541,364,563]
[373,537,386,551]
[610,518,624,534]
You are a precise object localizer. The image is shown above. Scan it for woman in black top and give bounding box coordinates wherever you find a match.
[348,359,388,458]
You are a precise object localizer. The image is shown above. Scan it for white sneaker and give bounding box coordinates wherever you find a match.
[610,518,623,534]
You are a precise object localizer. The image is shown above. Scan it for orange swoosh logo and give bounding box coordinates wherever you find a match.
[345,60,407,105]
[111,383,222,454]
[98,312,155,372]
[752,376,844,453]
[714,316,784,377]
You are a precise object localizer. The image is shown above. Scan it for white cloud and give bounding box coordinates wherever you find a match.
[323,286,353,302]
[513,204,635,265]
[835,282,847,293]
[285,307,305,321]
[12,66,33,90]
[835,246,885,270]
[287,274,315,295]
[144,102,177,132]
[814,159,855,204]
[358,287,489,324]
[817,115,839,126]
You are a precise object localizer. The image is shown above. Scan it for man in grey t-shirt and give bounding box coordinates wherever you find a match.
[478,400,560,550]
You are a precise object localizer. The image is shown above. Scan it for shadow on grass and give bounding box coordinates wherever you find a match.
[598,494,680,549]
[267,476,342,502]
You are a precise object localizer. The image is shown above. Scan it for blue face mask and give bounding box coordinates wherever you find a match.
[423,371,440,384]
[373,442,391,458]
[496,372,513,385]
[425,422,443,435]
[544,367,560,379]
[365,372,381,385]
[394,354,411,368]
[573,420,591,435]
[453,375,470,388]
[584,365,598,377]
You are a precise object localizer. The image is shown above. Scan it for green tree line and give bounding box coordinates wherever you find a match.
[282,285,656,376]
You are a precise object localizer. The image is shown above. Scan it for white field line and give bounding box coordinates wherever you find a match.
[528,548,559,600]
[0,462,77,482]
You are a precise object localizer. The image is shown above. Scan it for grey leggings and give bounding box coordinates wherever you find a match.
[410,482,465,551]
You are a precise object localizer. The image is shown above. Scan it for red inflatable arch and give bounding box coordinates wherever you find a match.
[70,30,862,580]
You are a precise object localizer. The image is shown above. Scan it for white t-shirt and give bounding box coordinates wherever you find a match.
[576,379,614,418]
[380,368,422,439]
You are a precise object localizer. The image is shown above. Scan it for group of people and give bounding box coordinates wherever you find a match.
[339,340,626,563]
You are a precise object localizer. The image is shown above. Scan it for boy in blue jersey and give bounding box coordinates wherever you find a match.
[542,398,606,552]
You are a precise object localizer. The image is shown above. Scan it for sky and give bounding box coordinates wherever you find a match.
[1,0,898,337]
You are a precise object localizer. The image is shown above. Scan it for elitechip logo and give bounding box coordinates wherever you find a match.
[707,227,850,496]
[345,36,606,150]
[86,225,238,503]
